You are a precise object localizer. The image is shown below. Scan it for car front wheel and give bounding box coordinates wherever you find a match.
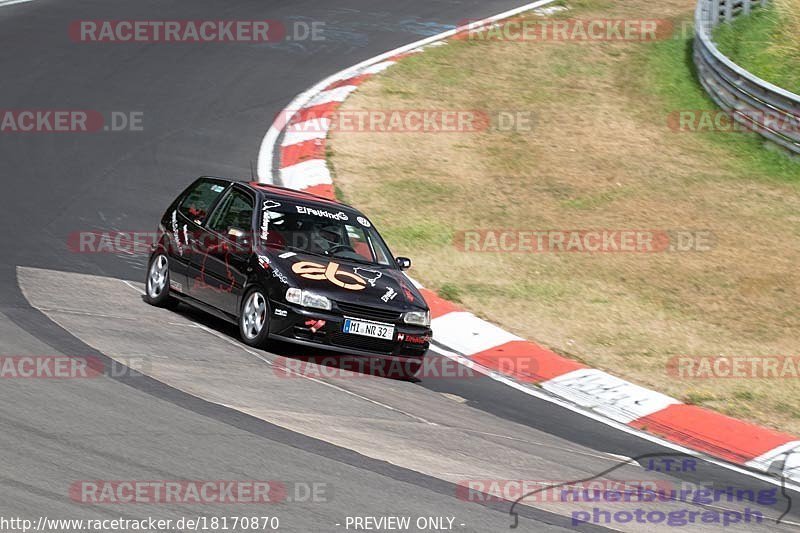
[239,288,271,348]
[144,253,178,309]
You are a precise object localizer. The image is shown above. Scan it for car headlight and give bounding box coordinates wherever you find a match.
[285,288,332,311]
[403,310,430,327]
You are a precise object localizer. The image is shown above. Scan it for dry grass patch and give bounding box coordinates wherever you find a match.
[329,0,800,432]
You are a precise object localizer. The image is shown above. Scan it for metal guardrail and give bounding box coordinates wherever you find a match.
[694,0,800,154]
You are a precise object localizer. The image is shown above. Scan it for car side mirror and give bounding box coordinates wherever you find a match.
[228,227,250,247]
[396,257,412,270]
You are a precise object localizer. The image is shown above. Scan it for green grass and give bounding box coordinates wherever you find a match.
[713,5,800,93]
[633,16,800,182]
[453,281,573,302]
[777,402,800,419]
[437,283,463,303]
[733,389,757,401]
[685,390,717,405]
[380,222,453,247]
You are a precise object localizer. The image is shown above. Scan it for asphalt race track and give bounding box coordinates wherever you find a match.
[1,1,799,531]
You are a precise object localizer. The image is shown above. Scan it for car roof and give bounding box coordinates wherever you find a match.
[200,177,359,213]
[247,181,342,205]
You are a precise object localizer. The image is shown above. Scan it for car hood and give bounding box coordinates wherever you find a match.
[265,250,427,311]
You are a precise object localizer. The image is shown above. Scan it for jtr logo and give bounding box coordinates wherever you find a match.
[291,261,366,291]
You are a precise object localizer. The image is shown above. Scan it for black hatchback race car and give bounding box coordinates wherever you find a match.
[144,177,432,370]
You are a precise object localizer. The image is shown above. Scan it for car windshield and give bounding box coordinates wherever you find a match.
[259,200,394,266]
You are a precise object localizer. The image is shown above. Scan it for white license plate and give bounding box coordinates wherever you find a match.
[343,318,395,340]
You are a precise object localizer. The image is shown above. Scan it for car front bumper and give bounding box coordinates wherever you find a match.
[268,300,431,359]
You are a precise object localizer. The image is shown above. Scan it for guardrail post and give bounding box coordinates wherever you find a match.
[743,0,751,15]
[724,0,733,21]
[711,0,720,25]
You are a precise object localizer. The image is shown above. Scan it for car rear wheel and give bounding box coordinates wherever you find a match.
[240,288,271,348]
[144,253,178,309]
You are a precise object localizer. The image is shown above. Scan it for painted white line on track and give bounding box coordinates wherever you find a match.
[189,322,437,425]
[36,307,136,321]
[0,0,35,7]
[256,0,560,181]
[121,279,144,294]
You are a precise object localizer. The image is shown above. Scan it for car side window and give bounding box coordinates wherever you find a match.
[372,241,392,265]
[178,180,226,225]
[206,188,254,236]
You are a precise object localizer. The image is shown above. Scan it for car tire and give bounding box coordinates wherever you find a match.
[239,287,271,348]
[144,252,179,309]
